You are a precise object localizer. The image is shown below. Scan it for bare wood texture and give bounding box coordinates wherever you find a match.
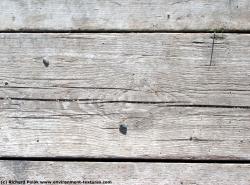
[1,161,250,185]
[0,33,250,106]
[1,33,250,159]
[0,0,250,31]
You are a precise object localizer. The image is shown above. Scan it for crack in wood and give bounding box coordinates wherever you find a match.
[154,137,225,142]
[209,32,216,66]
[1,97,250,109]
[0,97,100,102]
[9,116,59,119]
[0,86,139,91]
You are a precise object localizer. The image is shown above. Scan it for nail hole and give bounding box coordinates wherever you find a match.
[36,139,39,142]
[119,124,127,135]
[4,82,8,86]
[43,59,49,67]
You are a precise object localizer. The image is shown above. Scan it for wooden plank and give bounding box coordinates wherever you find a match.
[1,161,250,185]
[1,33,250,159]
[1,100,250,159]
[0,0,250,31]
[0,33,250,106]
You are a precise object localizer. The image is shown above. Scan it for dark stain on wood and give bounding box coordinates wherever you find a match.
[119,124,127,135]
[43,58,49,67]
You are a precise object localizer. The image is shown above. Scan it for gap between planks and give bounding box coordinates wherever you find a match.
[1,157,250,164]
[1,30,250,34]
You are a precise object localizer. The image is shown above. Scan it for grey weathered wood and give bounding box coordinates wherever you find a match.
[1,161,250,185]
[1,33,250,159]
[2,100,250,159]
[1,33,250,106]
[0,0,250,31]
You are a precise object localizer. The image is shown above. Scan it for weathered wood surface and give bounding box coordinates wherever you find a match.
[0,33,250,159]
[1,161,250,185]
[1,33,250,106]
[0,0,250,31]
[2,101,250,159]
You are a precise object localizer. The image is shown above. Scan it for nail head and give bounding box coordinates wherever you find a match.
[119,124,127,135]
[43,58,49,67]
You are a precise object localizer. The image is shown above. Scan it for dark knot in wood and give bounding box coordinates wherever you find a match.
[43,58,49,67]
[119,124,127,135]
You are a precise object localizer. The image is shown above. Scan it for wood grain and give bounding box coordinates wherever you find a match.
[0,33,250,159]
[0,0,250,31]
[1,161,250,185]
[2,98,250,159]
[1,33,250,106]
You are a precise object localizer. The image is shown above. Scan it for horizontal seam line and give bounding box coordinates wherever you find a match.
[0,157,250,164]
[1,30,250,34]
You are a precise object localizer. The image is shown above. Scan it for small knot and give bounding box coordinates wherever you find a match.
[119,124,127,135]
[43,58,49,67]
